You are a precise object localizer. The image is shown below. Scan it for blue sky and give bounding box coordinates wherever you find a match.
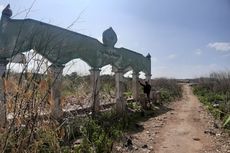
[0,0,230,78]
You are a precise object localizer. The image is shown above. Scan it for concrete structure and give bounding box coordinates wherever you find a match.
[48,64,64,119]
[114,68,126,114]
[90,68,101,114]
[0,4,151,123]
[0,59,7,127]
[132,71,139,100]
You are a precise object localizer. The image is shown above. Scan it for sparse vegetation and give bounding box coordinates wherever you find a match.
[151,78,182,103]
[193,71,230,129]
[0,67,184,153]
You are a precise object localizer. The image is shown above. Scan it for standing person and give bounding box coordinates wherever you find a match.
[138,80,151,103]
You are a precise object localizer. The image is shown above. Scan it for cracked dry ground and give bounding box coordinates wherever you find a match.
[115,84,230,153]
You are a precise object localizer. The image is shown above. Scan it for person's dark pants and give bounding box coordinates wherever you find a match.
[147,93,150,102]
[145,93,151,108]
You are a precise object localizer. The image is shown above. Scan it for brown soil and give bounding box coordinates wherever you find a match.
[115,84,230,153]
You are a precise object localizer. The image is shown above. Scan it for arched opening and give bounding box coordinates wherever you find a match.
[139,71,146,79]
[123,70,133,99]
[100,64,114,76]
[7,49,52,74]
[62,58,92,112]
[63,58,91,76]
[100,64,115,105]
[124,70,133,78]
[5,50,53,117]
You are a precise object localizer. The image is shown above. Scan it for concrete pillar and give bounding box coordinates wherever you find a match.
[90,68,101,114]
[146,53,152,83]
[132,71,139,100]
[48,64,64,119]
[115,69,126,114]
[0,59,8,127]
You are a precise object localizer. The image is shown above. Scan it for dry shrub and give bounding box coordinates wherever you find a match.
[151,78,182,103]
[194,71,230,128]
[0,67,67,152]
[198,71,230,94]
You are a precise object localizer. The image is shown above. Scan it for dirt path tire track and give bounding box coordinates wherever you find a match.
[116,84,225,153]
[153,84,215,153]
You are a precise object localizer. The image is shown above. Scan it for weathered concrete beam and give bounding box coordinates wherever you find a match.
[0,4,151,75]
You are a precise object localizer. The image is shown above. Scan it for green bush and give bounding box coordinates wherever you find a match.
[127,102,142,111]
[74,112,123,153]
[159,89,172,102]
[0,124,62,153]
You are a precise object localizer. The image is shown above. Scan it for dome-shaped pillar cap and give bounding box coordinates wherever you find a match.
[102,27,117,47]
[146,53,151,59]
[2,4,12,18]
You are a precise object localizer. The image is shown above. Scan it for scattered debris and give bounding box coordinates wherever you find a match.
[204,130,216,135]
[193,138,200,141]
[212,100,223,108]
[74,139,82,145]
[123,136,133,149]
[213,122,220,129]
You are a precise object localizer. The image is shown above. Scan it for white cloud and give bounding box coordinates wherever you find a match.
[195,49,202,55]
[208,42,230,52]
[167,54,176,59]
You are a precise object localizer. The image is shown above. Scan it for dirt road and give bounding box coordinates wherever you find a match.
[153,84,215,153]
[117,84,229,153]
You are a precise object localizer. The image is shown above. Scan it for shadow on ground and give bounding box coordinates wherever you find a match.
[126,104,174,134]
